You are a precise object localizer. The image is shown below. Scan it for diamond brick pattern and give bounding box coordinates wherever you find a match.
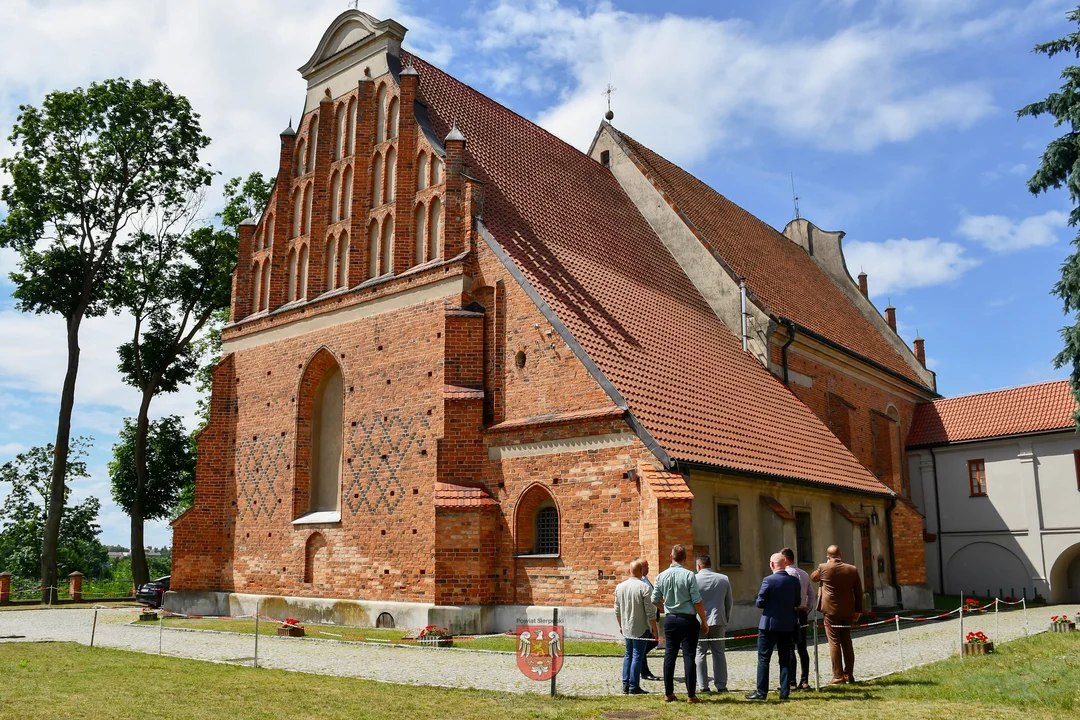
[235,434,287,521]
[345,410,431,515]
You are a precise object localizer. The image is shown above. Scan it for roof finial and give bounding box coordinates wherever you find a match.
[602,81,616,121]
[790,173,800,220]
[445,116,465,143]
[348,0,358,9]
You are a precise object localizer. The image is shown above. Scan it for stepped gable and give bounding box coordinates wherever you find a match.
[404,52,889,496]
[908,379,1077,447]
[612,129,928,389]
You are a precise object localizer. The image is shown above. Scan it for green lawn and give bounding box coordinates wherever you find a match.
[0,601,140,612]
[1,632,1077,719]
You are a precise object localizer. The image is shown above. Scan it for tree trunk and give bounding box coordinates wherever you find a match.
[41,314,83,604]
[130,388,155,589]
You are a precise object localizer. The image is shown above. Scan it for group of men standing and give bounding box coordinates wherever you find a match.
[614,543,864,702]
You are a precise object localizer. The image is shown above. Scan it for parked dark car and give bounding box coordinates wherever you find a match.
[136,575,170,608]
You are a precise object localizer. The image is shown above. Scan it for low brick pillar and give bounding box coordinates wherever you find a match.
[68,571,83,602]
[0,572,10,604]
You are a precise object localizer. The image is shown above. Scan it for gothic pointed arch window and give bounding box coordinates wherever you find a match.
[417,152,428,191]
[292,189,302,238]
[347,97,357,156]
[296,138,307,175]
[335,103,347,159]
[387,96,399,139]
[338,230,349,288]
[293,349,344,521]
[308,115,319,170]
[368,220,379,279]
[385,146,397,203]
[287,249,298,303]
[428,195,442,261]
[381,215,394,276]
[375,84,387,144]
[371,153,383,207]
[303,183,314,236]
[431,155,443,185]
[251,261,262,311]
[330,170,341,223]
[514,484,559,556]
[414,203,427,264]
[298,244,309,300]
[327,235,338,291]
[266,213,275,248]
[342,166,353,219]
[260,260,271,311]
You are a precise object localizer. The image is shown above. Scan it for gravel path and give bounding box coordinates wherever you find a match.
[0,604,1060,695]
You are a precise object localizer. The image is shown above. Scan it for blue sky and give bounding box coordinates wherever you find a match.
[0,0,1076,547]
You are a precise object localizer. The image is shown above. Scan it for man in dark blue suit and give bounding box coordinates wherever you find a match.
[746,552,801,701]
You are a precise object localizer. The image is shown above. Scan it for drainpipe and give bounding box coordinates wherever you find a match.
[885,495,900,607]
[780,320,797,385]
[930,447,945,594]
[740,280,748,352]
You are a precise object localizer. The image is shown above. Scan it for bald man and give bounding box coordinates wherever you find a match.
[811,545,863,684]
[746,553,801,701]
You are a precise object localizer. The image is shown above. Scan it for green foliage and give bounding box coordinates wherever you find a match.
[109,416,195,522]
[0,441,108,582]
[217,172,275,235]
[1020,5,1080,424]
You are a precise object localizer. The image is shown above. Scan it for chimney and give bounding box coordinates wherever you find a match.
[267,121,297,309]
[858,272,868,298]
[443,121,467,258]
[914,336,926,367]
[885,304,896,332]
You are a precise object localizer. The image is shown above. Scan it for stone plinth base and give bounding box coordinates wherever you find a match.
[900,584,934,610]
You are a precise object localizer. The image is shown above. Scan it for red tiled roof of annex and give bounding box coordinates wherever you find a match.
[612,129,928,389]
[907,379,1077,447]
[405,52,890,496]
[434,482,500,508]
[638,465,694,500]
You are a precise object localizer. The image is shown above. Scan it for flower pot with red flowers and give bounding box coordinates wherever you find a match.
[417,625,453,647]
[962,631,993,655]
[963,598,983,614]
[277,618,305,637]
[1050,615,1076,633]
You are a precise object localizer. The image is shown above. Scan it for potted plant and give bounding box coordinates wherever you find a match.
[138,609,159,622]
[417,625,453,648]
[1050,615,1076,633]
[962,630,993,655]
[963,598,983,613]
[1032,593,1047,606]
[277,618,305,637]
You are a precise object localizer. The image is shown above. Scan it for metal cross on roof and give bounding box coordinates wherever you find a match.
[602,82,616,120]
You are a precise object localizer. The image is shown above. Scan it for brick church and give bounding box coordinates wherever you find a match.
[169,10,938,632]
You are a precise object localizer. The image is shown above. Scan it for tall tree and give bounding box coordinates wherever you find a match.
[1020,5,1080,420]
[108,416,195,570]
[114,223,235,586]
[0,440,107,585]
[0,79,212,601]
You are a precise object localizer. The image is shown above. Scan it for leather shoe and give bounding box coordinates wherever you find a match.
[686,697,701,704]
[628,688,649,695]
[664,695,678,703]
[641,673,660,681]
[745,692,767,701]
[829,678,847,685]
[622,684,629,695]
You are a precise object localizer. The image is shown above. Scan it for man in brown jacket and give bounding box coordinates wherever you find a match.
[810,545,863,684]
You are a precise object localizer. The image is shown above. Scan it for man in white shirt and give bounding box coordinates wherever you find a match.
[615,560,659,694]
[781,547,815,691]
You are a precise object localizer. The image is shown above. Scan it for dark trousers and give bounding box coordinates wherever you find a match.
[825,617,856,681]
[756,629,792,698]
[641,627,658,676]
[662,613,700,698]
[788,609,810,685]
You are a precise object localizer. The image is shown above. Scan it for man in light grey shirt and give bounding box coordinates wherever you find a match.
[695,554,733,692]
[615,560,659,694]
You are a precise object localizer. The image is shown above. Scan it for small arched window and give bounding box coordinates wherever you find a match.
[296,138,307,175]
[303,183,313,236]
[375,84,387,144]
[535,506,559,555]
[260,260,271,311]
[417,152,428,191]
[368,220,379,279]
[387,96,399,139]
[385,147,397,203]
[292,189,302,238]
[287,249,298,303]
[335,103,347,159]
[327,235,338,291]
[431,155,443,184]
[347,98,357,156]
[381,215,394,276]
[372,153,383,207]
[339,230,349,288]
[298,244,309,300]
[266,213,274,248]
[342,166,353,219]
[428,196,442,261]
[414,204,427,264]
[329,171,341,223]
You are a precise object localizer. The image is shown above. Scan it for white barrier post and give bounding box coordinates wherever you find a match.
[895,615,904,672]
[253,600,261,669]
[958,592,965,658]
[994,598,999,642]
[1022,598,1028,637]
[90,609,98,647]
[158,613,163,656]
[812,614,820,691]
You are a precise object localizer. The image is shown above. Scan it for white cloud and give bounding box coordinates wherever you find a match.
[844,236,978,296]
[957,210,1069,252]
[473,0,995,161]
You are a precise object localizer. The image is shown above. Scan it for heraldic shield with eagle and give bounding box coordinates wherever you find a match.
[515,624,564,680]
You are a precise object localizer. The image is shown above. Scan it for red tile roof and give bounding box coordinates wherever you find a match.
[407,52,890,497]
[485,406,625,432]
[434,482,499,508]
[638,465,694,500]
[611,129,928,389]
[443,384,485,400]
[907,379,1077,447]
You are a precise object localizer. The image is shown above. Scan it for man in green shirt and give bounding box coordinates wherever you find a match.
[650,544,710,703]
